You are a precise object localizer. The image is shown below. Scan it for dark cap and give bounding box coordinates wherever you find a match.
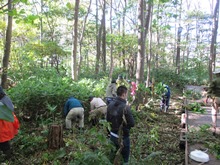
[118,74,123,79]
[88,96,94,101]
[111,79,116,84]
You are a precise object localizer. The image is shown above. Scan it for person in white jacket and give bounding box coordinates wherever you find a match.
[88,96,107,125]
[106,80,117,105]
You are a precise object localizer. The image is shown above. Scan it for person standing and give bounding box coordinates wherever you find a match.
[130,81,137,97]
[206,69,220,135]
[116,75,128,88]
[107,85,135,164]
[64,96,84,130]
[160,83,171,112]
[106,80,117,105]
[0,86,19,159]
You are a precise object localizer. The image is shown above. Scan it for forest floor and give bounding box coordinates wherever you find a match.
[1,85,220,164]
[185,85,220,165]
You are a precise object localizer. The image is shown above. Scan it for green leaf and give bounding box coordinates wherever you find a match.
[8,9,18,17]
[21,0,28,4]
[66,2,72,9]
[159,0,170,3]
[56,148,66,159]
[13,0,28,4]
[19,9,26,15]
[0,103,14,122]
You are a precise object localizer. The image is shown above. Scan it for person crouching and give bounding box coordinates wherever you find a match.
[63,96,84,131]
[88,96,107,125]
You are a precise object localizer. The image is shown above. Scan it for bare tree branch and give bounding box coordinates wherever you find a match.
[0,0,14,10]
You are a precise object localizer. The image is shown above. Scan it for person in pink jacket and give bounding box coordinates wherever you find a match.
[130,81,137,97]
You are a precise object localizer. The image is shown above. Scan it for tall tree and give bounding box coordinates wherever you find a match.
[78,0,92,76]
[122,0,126,70]
[1,0,13,88]
[95,0,100,74]
[102,0,106,72]
[136,0,152,85]
[209,0,219,81]
[176,0,182,75]
[146,3,153,87]
[40,0,43,42]
[136,0,145,85]
[109,0,114,79]
[72,0,79,81]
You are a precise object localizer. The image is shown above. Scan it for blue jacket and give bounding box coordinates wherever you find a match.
[64,97,82,116]
[163,84,171,97]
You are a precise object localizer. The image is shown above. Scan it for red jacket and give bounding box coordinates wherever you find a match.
[0,113,19,142]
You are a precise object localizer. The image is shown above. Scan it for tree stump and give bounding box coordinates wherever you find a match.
[48,124,65,149]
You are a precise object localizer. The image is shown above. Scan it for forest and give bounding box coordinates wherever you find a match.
[0,0,220,164]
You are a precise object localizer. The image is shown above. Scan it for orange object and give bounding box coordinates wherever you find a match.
[0,113,20,142]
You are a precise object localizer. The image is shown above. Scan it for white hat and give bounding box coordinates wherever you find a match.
[213,69,220,74]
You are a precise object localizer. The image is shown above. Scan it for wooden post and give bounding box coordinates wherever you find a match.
[48,124,65,149]
[184,97,189,165]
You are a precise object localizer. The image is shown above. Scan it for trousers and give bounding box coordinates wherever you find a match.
[65,107,84,129]
[110,135,130,163]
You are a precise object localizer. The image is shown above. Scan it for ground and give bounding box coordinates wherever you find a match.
[1,85,220,164]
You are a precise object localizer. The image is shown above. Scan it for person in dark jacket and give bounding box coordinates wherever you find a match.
[64,96,84,130]
[107,85,135,164]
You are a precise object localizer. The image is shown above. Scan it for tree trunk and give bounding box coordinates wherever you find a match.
[209,0,219,81]
[146,6,153,87]
[185,24,190,70]
[185,0,191,70]
[143,2,152,40]
[117,1,121,68]
[1,0,13,89]
[95,0,100,74]
[102,0,106,72]
[48,124,64,149]
[136,0,145,85]
[40,0,43,42]
[176,31,181,74]
[109,0,114,79]
[176,0,182,75]
[136,0,152,85]
[122,0,126,71]
[78,0,92,76]
[71,0,79,81]
[155,3,160,69]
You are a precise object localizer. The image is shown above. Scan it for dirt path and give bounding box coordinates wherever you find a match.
[185,85,220,165]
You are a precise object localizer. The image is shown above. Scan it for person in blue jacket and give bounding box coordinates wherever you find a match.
[160,83,171,112]
[64,96,84,130]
